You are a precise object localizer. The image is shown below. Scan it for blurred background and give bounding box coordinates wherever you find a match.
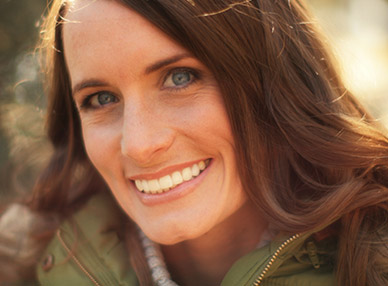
[0,0,388,204]
[0,0,48,205]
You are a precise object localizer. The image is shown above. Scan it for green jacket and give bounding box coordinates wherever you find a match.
[37,193,336,285]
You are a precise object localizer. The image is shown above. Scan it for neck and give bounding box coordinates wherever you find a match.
[161,202,267,286]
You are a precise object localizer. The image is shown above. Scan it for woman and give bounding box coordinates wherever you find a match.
[3,0,388,285]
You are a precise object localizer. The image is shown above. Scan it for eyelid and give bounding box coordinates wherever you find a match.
[79,90,119,110]
[161,67,200,91]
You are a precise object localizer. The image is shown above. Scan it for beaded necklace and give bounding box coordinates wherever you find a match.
[138,228,179,286]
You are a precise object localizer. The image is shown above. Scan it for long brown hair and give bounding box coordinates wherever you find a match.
[34,0,388,285]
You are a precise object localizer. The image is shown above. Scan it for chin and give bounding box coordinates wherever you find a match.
[142,222,209,245]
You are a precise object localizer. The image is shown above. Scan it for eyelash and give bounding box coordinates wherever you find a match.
[78,67,201,110]
[79,91,118,110]
[161,67,200,92]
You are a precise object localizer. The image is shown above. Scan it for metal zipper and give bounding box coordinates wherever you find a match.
[57,227,300,286]
[252,233,301,286]
[57,229,102,286]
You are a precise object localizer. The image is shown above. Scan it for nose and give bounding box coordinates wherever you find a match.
[120,101,175,165]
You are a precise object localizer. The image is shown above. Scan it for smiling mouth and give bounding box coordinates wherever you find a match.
[133,159,211,194]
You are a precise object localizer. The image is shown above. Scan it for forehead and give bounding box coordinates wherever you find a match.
[62,0,187,86]
[64,0,139,28]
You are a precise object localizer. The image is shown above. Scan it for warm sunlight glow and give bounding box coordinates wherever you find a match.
[309,0,388,126]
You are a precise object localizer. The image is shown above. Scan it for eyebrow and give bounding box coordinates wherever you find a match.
[72,53,193,95]
[144,53,192,74]
[72,80,108,96]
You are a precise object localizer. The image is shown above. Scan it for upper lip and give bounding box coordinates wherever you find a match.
[128,158,209,181]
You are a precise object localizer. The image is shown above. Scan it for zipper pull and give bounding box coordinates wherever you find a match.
[306,241,320,269]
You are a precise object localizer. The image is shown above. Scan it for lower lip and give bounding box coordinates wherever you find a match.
[132,159,213,206]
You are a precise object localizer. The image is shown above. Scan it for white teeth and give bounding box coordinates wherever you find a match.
[172,171,183,185]
[135,180,144,191]
[159,175,173,189]
[148,179,160,193]
[182,167,193,181]
[134,160,209,194]
[191,164,200,176]
[142,180,149,192]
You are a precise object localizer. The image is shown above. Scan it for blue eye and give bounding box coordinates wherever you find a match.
[164,70,194,88]
[172,71,191,86]
[96,93,116,105]
[83,91,118,109]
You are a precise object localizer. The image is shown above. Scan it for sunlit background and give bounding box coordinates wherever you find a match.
[310,0,388,126]
[0,0,387,203]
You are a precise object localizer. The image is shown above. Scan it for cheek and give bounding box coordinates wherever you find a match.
[173,92,233,144]
[81,120,121,176]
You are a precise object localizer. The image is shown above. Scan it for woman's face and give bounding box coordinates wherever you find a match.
[63,0,248,244]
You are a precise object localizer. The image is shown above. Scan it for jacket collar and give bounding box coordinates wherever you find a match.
[38,192,337,286]
[222,223,337,285]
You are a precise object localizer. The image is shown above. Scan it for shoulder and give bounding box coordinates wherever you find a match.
[0,202,53,285]
[222,232,337,286]
[37,192,139,286]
